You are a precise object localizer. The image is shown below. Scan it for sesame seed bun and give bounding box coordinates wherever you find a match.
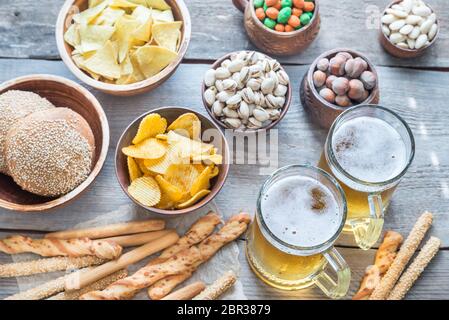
[0,90,55,174]
[5,108,95,197]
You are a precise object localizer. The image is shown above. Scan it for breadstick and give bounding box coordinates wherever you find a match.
[161,282,206,300]
[4,268,91,300]
[102,230,174,247]
[65,231,179,291]
[0,256,105,278]
[45,219,165,240]
[370,212,433,300]
[0,236,122,260]
[388,237,441,300]
[193,271,237,300]
[80,213,251,300]
[353,231,403,300]
[48,270,128,300]
[148,273,193,300]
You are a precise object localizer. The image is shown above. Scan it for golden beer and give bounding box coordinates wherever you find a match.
[246,165,351,299]
[319,105,415,250]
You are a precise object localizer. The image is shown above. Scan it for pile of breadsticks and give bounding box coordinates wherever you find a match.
[0,211,250,300]
[353,211,440,300]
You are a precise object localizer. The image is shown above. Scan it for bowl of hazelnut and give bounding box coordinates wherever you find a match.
[300,48,379,128]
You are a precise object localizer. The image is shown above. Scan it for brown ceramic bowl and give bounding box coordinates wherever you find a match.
[56,0,191,96]
[0,74,109,212]
[233,0,320,56]
[379,0,439,58]
[202,50,292,133]
[115,107,230,216]
[301,48,380,129]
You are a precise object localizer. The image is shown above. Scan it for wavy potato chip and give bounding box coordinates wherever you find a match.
[156,191,176,209]
[133,45,178,78]
[152,21,182,52]
[143,143,186,175]
[147,0,171,10]
[167,113,201,140]
[176,190,211,209]
[191,154,223,165]
[83,40,121,79]
[209,166,220,179]
[165,164,199,193]
[127,156,142,182]
[122,138,167,159]
[190,166,212,196]
[128,176,161,206]
[135,158,152,175]
[132,113,167,144]
[155,175,184,202]
[167,131,213,158]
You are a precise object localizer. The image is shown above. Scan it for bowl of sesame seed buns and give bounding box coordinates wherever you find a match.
[0,74,109,212]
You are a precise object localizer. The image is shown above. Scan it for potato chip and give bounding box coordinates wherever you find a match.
[167,131,214,158]
[155,175,184,202]
[83,41,121,79]
[122,138,167,159]
[72,54,101,80]
[156,191,175,209]
[131,6,153,42]
[127,156,142,182]
[120,55,133,76]
[79,24,115,53]
[152,21,182,52]
[165,164,199,192]
[110,0,139,8]
[147,0,171,10]
[155,133,168,141]
[167,113,201,140]
[129,0,148,6]
[176,190,211,209]
[190,166,212,196]
[133,45,178,78]
[191,154,223,165]
[132,113,167,144]
[128,176,161,206]
[89,0,105,8]
[134,158,152,175]
[115,15,141,63]
[74,1,109,24]
[209,166,220,179]
[64,24,80,48]
[94,7,125,26]
[143,143,186,175]
[151,9,174,22]
[192,163,207,174]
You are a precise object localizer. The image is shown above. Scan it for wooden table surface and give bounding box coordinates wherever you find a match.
[1,0,448,300]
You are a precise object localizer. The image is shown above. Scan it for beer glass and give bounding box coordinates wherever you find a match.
[318,105,415,250]
[246,165,350,299]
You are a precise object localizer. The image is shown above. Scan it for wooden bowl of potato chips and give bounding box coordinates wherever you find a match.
[115,107,230,215]
[56,0,191,96]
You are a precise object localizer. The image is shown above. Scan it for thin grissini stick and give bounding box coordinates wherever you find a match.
[370,212,433,300]
[353,231,403,300]
[45,219,165,240]
[193,271,237,300]
[149,272,193,300]
[102,230,174,247]
[0,256,106,278]
[48,270,128,300]
[65,231,179,292]
[80,213,251,300]
[388,237,441,300]
[0,236,122,260]
[161,282,206,300]
[4,268,92,300]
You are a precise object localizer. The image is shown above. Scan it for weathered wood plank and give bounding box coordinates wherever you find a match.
[0,59,448,249]
[0,0,448,67]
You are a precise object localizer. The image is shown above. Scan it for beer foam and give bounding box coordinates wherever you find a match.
[332,116,407,183]
[261,175,342,248]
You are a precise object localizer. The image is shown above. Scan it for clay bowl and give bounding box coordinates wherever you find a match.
[202,50,292,133]
[301,48,380,129]
[379,0,439,58]
[115,107,230,216]
[233,0,320,56]
[0,74,109,212]
[56,0,191,96]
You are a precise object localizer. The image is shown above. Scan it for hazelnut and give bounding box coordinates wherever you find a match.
[332,77,350,96]
[358,89,370,102]
[313,70,327,87]
[348,79,365,101]
[319,88,336,104]
[344,58,367,78]
[325,75,337,89]
[329,56,346,76]
[360,71,377,90]
[354,57,368,71]
[336,95,352,107]
[336,52,353,62]
[317,58,330,72]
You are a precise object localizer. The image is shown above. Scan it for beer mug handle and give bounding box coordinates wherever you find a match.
[314,247,351,299]
[351,193,385,250]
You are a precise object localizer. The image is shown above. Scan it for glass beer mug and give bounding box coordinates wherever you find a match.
[318,105,415,250]
[246,165,351,299]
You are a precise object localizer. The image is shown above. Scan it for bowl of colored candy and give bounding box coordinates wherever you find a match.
[232,0,320,56]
